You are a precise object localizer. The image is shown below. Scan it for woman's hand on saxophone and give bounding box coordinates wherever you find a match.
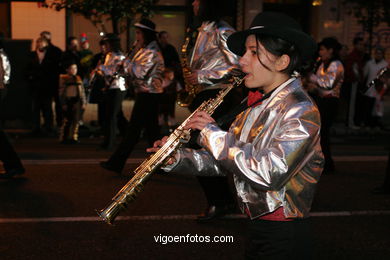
[184,111,215,131]
[185,71,199,85]
[146,136,177,165]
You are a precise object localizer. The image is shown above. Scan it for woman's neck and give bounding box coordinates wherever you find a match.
[263,74,290,94]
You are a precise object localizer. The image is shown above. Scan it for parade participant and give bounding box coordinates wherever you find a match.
[149,12,323,259]
[308,37,344,174]
[0,40,25,178]
[100,18,164,173]
[95,33,127,150]
[58,62,87,144]
[181,0,242,222]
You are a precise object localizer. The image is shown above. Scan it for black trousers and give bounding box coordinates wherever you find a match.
[189,89,242,208]
[245,218,312,260]
[315,97,339,171]
[101,89,126,149]
[0,130,23,172]
[107,93,161,172]
[31,93,53,132]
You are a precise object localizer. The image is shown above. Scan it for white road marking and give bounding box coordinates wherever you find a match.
[1,210,390,224]
[21,155,388,165]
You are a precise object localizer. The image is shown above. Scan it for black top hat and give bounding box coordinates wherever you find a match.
[134,18,157,33]
[227,12,316,60]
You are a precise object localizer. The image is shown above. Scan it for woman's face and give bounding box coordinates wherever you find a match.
[239,35,279,91]
[67,64,78,76]
[318,45,333,61]
[135,28,145,46]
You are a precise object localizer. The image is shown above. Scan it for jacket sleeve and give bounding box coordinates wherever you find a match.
[313,61,344,90]
[123,48,164,92]
[198,102,321,191]
[197,27,240,85]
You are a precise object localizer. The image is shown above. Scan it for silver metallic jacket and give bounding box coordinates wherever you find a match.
[312,60,344,98]
[169,79,324,219]
[98,51,126,91]
[190,21,239,90]
[124,41,164,94]
[0,49,11,87]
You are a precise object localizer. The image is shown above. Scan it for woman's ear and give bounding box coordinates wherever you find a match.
[275,54,290,71]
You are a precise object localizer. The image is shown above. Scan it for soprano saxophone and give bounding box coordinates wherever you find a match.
[97,76,243,224]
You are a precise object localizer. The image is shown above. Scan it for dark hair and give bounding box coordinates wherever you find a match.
[139,28,158,47]
[63,60,77,70]
[67,36,77,46]
[254,34,304,75]
[353,37,363,46]
[102,33,122,52]
[198,0,234,23]
[318,37,341,70]
[158,31,168,38]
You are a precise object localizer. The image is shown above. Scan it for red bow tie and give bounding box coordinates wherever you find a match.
[247,90,264,107]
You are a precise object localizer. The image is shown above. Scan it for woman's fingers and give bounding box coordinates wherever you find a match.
[184,111,215,130]
[146,136,169,153]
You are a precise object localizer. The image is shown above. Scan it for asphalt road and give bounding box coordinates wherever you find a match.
[1,128,390,260]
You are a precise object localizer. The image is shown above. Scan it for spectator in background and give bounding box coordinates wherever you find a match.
[27,37,57,135]
[362,47,388,129]
[58,62,87,144]
[344,37,367,129]
[308,37,344,174]
[0,38,25,178]
[40,31,63,128]
[158,31,182,82]
[61,37,81,77]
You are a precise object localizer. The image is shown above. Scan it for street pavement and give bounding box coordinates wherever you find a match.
[1,124,390,260]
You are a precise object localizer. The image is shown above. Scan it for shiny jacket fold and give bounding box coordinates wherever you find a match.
[98,51,126,91]
[311,60,344,98]
[190,21,239,89]
[124,41,164,94]
[168,79,324,219]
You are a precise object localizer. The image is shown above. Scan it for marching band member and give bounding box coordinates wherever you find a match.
[149,12,324,259]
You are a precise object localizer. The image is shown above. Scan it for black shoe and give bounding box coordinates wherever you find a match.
[0,167,25,179]
[196,204,234,223]
[371,186,390,195]
[100,161,122,174]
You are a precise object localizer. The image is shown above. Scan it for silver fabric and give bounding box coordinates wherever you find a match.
[98,51,126,91]
[312,60,344,98]
[168,79,324,219]
[123,41,164,94]
[190,21,239,90]
[0,49,11,86]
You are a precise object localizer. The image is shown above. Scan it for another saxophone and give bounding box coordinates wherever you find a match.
[177,31,203,107]
[97,76,243,224]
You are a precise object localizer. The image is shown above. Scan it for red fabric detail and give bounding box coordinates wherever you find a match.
[247,90,263,107]
[245,207,293,221]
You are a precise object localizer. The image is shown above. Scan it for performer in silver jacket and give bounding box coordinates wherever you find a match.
[183,0,242,223]
[150,12,323,259]
[96,33,127,150]
[100,18,164,174]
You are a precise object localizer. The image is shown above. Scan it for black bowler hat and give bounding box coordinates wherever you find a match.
[134,18,157,33]
[227,12,317,60]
